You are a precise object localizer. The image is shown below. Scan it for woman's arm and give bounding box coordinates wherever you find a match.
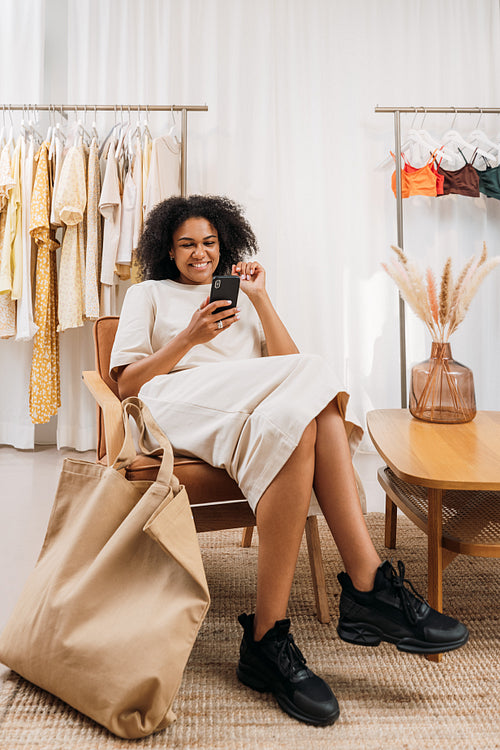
[232,262,299,356]
[116,296,240,398]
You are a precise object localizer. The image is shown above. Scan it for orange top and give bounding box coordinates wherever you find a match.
[391,152,443,198]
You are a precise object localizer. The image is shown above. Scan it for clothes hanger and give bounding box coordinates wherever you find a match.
[377,111,433,168]
[99,106,122,159]
[167,106,181,147]
[6,107,14,149]
[468,112,500,164]
[141,104,153,142]
[0,106,6,148]
[440,129,490,160]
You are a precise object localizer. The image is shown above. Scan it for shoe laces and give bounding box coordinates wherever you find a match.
[389,560,429,625]
[277,633,308,678]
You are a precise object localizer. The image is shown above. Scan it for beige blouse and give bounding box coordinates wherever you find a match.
[54,142,87,331]
[85,137,101,319]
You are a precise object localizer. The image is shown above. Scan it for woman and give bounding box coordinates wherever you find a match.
[110,195,468,727]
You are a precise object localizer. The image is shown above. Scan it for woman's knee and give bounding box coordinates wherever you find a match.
[299,419,317,452]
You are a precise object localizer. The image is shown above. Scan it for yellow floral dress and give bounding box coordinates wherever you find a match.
[29,142,61,424]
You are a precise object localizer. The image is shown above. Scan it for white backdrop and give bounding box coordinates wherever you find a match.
[1,0,500,451]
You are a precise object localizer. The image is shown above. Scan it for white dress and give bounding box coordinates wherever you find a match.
[110,280,362,512]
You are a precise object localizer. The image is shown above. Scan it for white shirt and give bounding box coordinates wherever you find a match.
[110,279,266,377]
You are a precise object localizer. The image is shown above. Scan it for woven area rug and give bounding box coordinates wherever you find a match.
[0,513,498,750]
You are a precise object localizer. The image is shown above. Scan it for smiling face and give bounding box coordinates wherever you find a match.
[170,217,220,285]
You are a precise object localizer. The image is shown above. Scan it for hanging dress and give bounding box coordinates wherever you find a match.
[143,133,180,216]
[109,280,363,513]
[130,134,143,284]
[99,141,121,315]
[115,162,136,275]
[16,135,38,341]
[0,138,23,300]
[54,141,87,331]
[29,142,61,423]
[85,137,102,319]
[0,144,16,338]
[142,129,152,220]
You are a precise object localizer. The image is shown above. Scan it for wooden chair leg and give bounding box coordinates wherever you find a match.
[241,526,254,547]
[385,495,397,548]
[305,516,330,623]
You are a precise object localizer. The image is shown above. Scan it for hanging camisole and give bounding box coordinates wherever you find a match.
[437,149,480,197]
[474,155,500,199]
[391,151,442,198]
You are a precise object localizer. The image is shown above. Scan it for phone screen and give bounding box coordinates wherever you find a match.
[210,276,240,317]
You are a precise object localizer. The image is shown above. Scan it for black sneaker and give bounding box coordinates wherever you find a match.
[337,560,469,655]
[236,613,339,726]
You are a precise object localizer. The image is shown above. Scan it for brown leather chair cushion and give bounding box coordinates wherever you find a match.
[99,453,245,504]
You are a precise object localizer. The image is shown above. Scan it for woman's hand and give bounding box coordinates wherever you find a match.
[232,262,266,298]
[184,296,240,345]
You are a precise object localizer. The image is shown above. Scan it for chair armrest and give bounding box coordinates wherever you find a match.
[82,370,125,465]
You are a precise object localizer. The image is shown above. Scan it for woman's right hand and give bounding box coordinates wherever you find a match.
[185,296,240,345]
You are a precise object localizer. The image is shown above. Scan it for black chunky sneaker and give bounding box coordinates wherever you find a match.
[236,613,339,726]
[337,560,469,655]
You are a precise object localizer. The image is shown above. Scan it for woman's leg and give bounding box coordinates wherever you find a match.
[253,420,317,641]
[313,400,381,591]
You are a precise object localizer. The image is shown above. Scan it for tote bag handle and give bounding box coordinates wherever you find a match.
[112,397,179,490]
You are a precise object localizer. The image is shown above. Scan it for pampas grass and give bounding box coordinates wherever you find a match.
[383,243,500,343]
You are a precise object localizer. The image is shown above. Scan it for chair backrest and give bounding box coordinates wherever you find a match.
[93,316,120,461]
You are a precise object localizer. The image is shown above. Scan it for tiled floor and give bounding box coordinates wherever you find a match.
[0,444,385,676]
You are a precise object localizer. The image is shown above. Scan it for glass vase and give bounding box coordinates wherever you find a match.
[409,341,476,424]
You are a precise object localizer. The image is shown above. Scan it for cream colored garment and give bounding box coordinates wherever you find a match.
[99,142,121,315]
[29,142,61,424]
[132,136,143,250]
[115,168,135,266]
[110,280,265,375]
[130,136,143,284]
[0,145,16,336]
[143,135,180,217]
[85,137,101,319]
[49,135,64,226]
[55,143,87,331]
[110,280,363,512]
[142,130,152,219]
[0,138,22,299]
[0,144,15,210]
[16,136,38,341]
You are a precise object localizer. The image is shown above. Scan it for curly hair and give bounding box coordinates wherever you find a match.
[136,195,259,280]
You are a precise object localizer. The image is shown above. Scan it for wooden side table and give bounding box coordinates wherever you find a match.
[366,409,500,662]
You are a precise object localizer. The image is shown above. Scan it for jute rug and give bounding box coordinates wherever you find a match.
[0,513,498,750]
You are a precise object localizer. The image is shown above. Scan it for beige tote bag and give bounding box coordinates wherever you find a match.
[0,397,210,739]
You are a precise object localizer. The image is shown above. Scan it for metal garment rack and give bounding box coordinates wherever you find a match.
[1,103,208,197]
[375,105,500,407]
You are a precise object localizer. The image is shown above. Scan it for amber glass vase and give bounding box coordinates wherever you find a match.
[409,342,476,424]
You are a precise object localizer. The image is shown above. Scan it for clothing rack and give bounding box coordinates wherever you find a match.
[374,105,500,407]
[1,103,209,197]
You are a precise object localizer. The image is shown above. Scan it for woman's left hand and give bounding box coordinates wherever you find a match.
[232,262,266,297]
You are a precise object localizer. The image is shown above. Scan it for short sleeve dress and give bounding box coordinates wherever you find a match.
[110,280,362,512]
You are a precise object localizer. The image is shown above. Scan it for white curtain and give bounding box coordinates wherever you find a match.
[0,0,45,449]
[1,0,500,451]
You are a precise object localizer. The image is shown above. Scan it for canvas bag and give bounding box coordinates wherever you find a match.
[0,397,210,739]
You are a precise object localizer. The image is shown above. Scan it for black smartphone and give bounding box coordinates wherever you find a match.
[209,275,240,318]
